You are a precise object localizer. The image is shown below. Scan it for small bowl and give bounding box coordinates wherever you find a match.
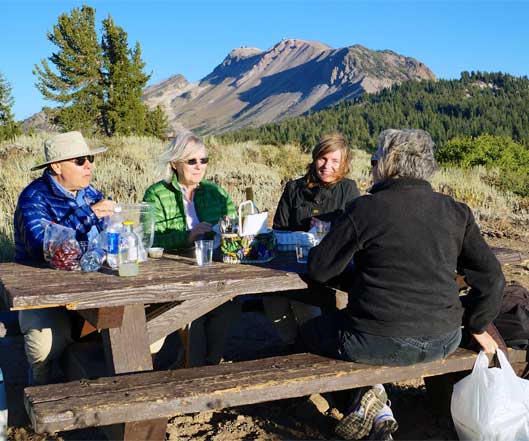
[147,247,164,259]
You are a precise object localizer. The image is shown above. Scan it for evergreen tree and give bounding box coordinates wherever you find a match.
[0,72,21,141]
[220,72,529,152]
[33,5,167,138]
[145,106,169,139]
[101,16,150,136]
[33,5,103,134]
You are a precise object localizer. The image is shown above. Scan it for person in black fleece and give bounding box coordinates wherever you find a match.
[300,129,504,440]
[264,133,361,347]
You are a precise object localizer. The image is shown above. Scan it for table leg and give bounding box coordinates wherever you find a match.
[101,304,167,441]
[178,324,191,368]
[102,303,152,374]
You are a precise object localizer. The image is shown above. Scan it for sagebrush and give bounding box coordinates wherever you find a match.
[1,134,527,262]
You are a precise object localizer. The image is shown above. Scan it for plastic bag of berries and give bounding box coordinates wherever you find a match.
[42,222,83,271]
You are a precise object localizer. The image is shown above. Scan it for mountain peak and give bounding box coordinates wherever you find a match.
[271,38,331,52]
[227,46,263,60]
[143,39,436,135]
[144,74,189,95]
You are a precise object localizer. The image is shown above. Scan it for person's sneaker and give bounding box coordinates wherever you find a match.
[335,386,387,440]
[369,404,398,440]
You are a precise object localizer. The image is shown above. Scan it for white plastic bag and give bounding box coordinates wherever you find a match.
[0,368,7,441]
[451,349,529,440]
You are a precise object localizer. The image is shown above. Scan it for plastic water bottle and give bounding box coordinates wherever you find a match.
[106,206,124,269]
[119,221,140,277]
[0,368,7,441]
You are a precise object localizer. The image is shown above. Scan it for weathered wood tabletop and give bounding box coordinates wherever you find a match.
[1,247,524,311]
[0,251,308,311]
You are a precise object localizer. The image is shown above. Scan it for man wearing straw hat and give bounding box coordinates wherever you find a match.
[13,131,115,384]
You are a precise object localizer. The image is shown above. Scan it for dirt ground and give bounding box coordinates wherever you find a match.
[3,224,529,441]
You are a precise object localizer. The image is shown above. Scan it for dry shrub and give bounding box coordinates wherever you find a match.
[0,134,527,262]
[432,166,527,225]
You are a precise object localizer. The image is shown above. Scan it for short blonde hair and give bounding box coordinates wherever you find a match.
[158,131,206,183]
[375,129,438,181]
[306,133,352,188]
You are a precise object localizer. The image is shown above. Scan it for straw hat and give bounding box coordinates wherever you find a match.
[31,131,107,171]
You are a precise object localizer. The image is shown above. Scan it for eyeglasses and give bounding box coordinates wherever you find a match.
[70,155,95,166]
[183,157,209,165]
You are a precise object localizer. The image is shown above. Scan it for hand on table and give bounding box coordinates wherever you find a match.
[472,331,499,354]
[91,199,116,219]
[188,222,213,243]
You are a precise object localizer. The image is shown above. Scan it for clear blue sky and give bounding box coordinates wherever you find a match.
[2,0,528,120]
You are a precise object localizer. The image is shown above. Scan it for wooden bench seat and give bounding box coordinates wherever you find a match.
[25,347,528,434]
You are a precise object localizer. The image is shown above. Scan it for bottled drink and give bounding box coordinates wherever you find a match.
[119,221,140,277]
[106,206,124,269]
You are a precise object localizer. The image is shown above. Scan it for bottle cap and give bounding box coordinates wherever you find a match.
[123,220,134,226]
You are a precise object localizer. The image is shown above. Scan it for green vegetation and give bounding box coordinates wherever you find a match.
[0,72,21,141]
[437,135,529,197]
[33,5,167,138]
[219,71,529,196]
[219,72,529,152]
[1,134,526,262]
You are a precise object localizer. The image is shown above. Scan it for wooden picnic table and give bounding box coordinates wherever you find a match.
[0,251,310,438]
[1,246,524,374]
[0,251,310,366]
[1,246,526,439]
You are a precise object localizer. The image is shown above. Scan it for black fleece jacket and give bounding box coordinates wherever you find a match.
[308,178,505,337]
[273,177,360,231]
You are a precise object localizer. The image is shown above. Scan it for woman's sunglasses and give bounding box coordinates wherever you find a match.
[184,157,209,165]
[70,155,95,166]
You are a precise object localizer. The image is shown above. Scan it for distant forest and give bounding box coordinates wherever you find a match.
[219,72,529,153]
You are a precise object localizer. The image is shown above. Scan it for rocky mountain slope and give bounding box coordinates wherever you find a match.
[143,38,435,135]
[20,111,59,133]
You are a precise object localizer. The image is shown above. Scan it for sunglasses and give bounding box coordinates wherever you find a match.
[184,157,209,165]
[70,155,95,166]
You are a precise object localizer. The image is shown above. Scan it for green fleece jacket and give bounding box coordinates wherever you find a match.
[143,175,236,250]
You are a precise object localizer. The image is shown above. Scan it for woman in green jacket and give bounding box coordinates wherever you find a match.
[143,131,239,367]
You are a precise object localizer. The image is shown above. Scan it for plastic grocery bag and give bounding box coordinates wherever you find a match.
[451,349,529,440]
[43,222,83,271]
[0,368,7,441]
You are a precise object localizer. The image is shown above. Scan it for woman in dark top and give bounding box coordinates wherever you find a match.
[273,134,360,231]
[301,129,503,440]
[264,133,361,347]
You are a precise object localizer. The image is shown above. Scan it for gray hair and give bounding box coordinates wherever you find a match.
[158,130,206,183]
[374,129,438,181]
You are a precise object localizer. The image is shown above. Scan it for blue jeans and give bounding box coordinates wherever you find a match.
[298,310,462,366]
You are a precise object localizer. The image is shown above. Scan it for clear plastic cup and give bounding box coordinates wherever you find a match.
[313,219,331,239]
[295,243,311,264]
[195,240,214,266]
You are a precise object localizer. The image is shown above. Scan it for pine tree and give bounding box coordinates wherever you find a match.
[101,16,150,136]
[33,5,104,134]
[33,5,168,138]
[0,72,21,141]
[145,106,169,139]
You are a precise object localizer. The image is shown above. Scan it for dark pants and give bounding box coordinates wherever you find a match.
[298,310,462,366]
